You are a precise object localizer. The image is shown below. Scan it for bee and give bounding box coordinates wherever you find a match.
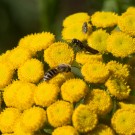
[43,64,71,81]
[82,22,88,33]
[71,38,99,54]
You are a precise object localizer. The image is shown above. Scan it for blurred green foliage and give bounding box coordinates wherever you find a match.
[0,0,135,54]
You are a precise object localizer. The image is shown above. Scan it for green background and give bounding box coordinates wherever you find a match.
[0,0,135,54]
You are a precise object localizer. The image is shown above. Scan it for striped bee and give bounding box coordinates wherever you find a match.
[71,38,99,54]
[82,22,88,33]
[43,64,71,81]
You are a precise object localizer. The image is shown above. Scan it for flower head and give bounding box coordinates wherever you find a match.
[72,104,98,133]
[118,14,135,36]
[49,72,74,87]
[61,78,89,103]
[0,63,14,89]
[105,77,131,100]
[34,82,60,107]
[18,32,55,54]
[52,126,79,135]
[91,11,118,28]
[111,109,135,134]
[86,124,115,135]
[87,29,109,53]
[20,107,47,132]
[8,47,32,69]
[0,108,21,133]
[63,12,90,27]
[106,61,129,79]
[84,89,113,115]
[81,61,109,83]
[47,100,73,127]
[107,32,134,58]
[18,58,44,83]
[44,42,74,67]
[76,51,102,65]
[62,22,92,41]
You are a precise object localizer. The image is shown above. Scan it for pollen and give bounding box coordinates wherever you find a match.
[34,82,60,107]
[72,104,98,133]
[61,78,89,103]
[81,61,109,83]
[47,100,73,127]
[44,42,74,67]
[18,58,44,83]
[84,89,113,115]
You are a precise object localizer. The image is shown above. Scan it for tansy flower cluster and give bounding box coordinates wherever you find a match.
[0,7,135,135]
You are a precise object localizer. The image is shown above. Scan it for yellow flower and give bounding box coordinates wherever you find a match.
[3,81,22,107]
[61,78,89,103]
[76,51,103,65]
[47,100,73,127]
[20,107,47,132]
[62,22,92,41]
[63,12,90,27]
[111,109,135,134]
[91,11,118,28]
[49,72,74,87]
[105,77,131,100]
[44,42,74,67]
[34,82,60,107]
[0,50,11,65]
[118,102,135,111]
[81,62,109,83]
[106,60,129,79]
[86,124,115,135]
[0,63,14,89]
[118,14,135,36]
[8,47,32,69]
[72,104,98,133]
[0,108,21,133]
[107,32,134,58]
[18,58,44,83]
[14,119,34,135]
[52,126,79,135]
[15,82,36,110]
[87,29,109,53]
[84,89,113,115]
[121,7,135,16]
[18,32,55,54]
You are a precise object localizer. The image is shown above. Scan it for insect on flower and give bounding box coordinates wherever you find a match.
[71,38,99,54]
[82,22,88,33]
[43,64,71,81]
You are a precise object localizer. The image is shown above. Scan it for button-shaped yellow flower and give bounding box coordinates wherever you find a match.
[0,108,21,133]
[52,126,79,135]
[111,109,135,134]
[34,82,60,107]
[44,42,74,67]
[47,100,73,127]
[84,89,113,115]
[18,58,44,83]
[81,61,109,83]
[20,107,47,132]
[61,78,89,103]
[72,104,98,133]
